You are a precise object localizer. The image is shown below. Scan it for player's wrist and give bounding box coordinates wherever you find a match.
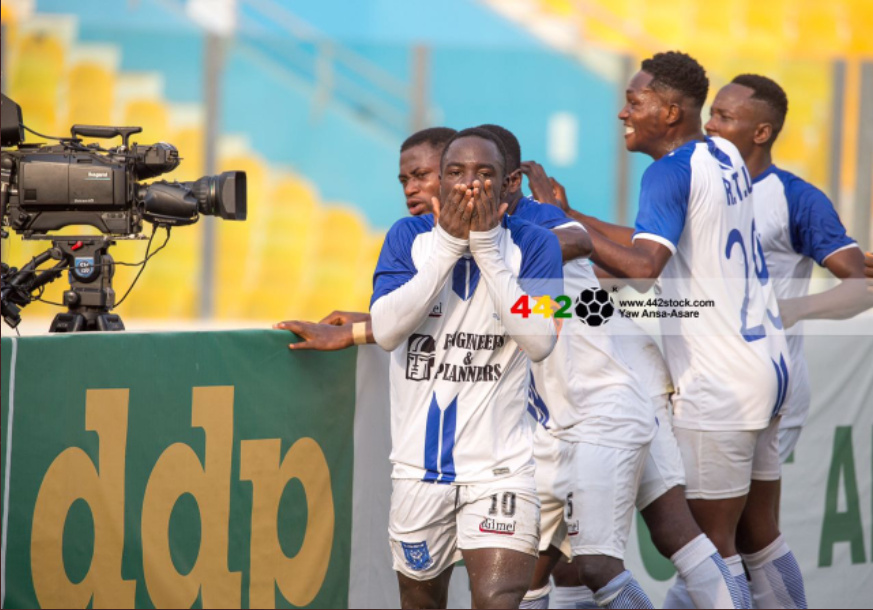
[469,225,501,252]
[434,224,468,255]
[352,322,368,346]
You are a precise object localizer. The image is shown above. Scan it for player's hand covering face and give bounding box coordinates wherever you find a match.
[470,179,508,232]
[439,136,508,237]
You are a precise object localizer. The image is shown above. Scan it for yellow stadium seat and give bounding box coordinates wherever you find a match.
[243,176,325,321]
[0,5,19,55]
[296,206,368,320]
[541,0,574,18]
[119,223,203,320]
[10,33,65,138]
[641,0,692,50]
[352,232,386,307]
[213,155,269,319]
[67,61,115,128]
[171,127,206,182]
[848,1,873,54]
[11,32,65,97]
[123,100,170,145]
[313,207,366,260]
[0,4,15,23]
[792,4,848,58]
[13,95,58,139]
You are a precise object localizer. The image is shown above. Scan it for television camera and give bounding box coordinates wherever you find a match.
[0,93,247,332]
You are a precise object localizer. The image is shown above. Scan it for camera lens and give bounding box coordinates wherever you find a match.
[190,171,247,221]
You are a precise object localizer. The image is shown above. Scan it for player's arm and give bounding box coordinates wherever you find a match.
[588,233,672,291]
[552,225,593,262]
[469,180,559,363]
[593,263,628,293]
[537,173,636,247]
[775,188,873,327]
[778,248,871,327]
[273,318,375,350]
[590,158,687,290]
[370,186,471,351]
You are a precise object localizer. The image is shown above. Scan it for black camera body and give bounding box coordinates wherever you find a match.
[1,118,246,236]
[0,93,247,331]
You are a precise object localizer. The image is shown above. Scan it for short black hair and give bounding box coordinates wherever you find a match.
[478,124,521,172]
[731,73,789,137]
[440,127,508,175]
[401,127,457,154]
[641,51,709,109]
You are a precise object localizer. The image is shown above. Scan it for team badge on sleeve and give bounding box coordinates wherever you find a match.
[401,541,434,571]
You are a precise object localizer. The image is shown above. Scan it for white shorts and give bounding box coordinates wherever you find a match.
[778,425,802,464]
[388,473,541,581]
[751,417,782,481]
[533,424,573,558]
[565,441,649,560]
[636,394,686,510]
[675,417,782,500]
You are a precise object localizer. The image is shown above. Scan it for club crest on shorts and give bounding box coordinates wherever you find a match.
[478,517,516,535]
[406,334,436,381]
[401,541,434,571]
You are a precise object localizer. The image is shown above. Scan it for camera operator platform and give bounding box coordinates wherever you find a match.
[1,93,247,333]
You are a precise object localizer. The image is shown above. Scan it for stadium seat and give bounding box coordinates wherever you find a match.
[66,61,115,128]
[123,99,170,145]
[214,155,268,319]
[171,127,206,182]
[243,176,324,321]
[10,32,65,138]
[848,1,873,54]
[300,206,368,320]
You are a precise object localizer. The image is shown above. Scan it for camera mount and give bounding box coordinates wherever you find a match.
[1,235,126,332]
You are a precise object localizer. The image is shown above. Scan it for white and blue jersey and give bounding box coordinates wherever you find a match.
[633,136,790,432]
[513,197,656,449]
[371,213,563,484]
[753,165,858,428]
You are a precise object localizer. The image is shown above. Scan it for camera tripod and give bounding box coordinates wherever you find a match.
[1,236,125,332]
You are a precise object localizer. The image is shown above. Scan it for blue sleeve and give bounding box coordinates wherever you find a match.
[633,155,691,248]
[370,216,432,309]
[509,217,564,298]
[785,179,856,265]
[523,202,571,230]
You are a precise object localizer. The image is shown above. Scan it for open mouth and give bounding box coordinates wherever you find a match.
[407,200,428,215]
[624,125,635,137]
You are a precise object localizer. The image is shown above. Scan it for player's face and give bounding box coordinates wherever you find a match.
[618,71,670,156]
[399,143,442,216]
[705,84,760,160]
[440,137,506,204]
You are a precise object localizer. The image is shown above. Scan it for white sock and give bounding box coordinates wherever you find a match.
[663,575,696,609]
[671,534,744,608]
[521,583,551,609]
[593,570,653,609]
[552,585,598,609]
[724,555,751,609]
[742,535,808,609]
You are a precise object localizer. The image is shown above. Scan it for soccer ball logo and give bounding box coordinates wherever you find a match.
[574,288,615,326]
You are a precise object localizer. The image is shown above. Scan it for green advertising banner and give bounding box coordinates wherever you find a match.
[0,331,356,609]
